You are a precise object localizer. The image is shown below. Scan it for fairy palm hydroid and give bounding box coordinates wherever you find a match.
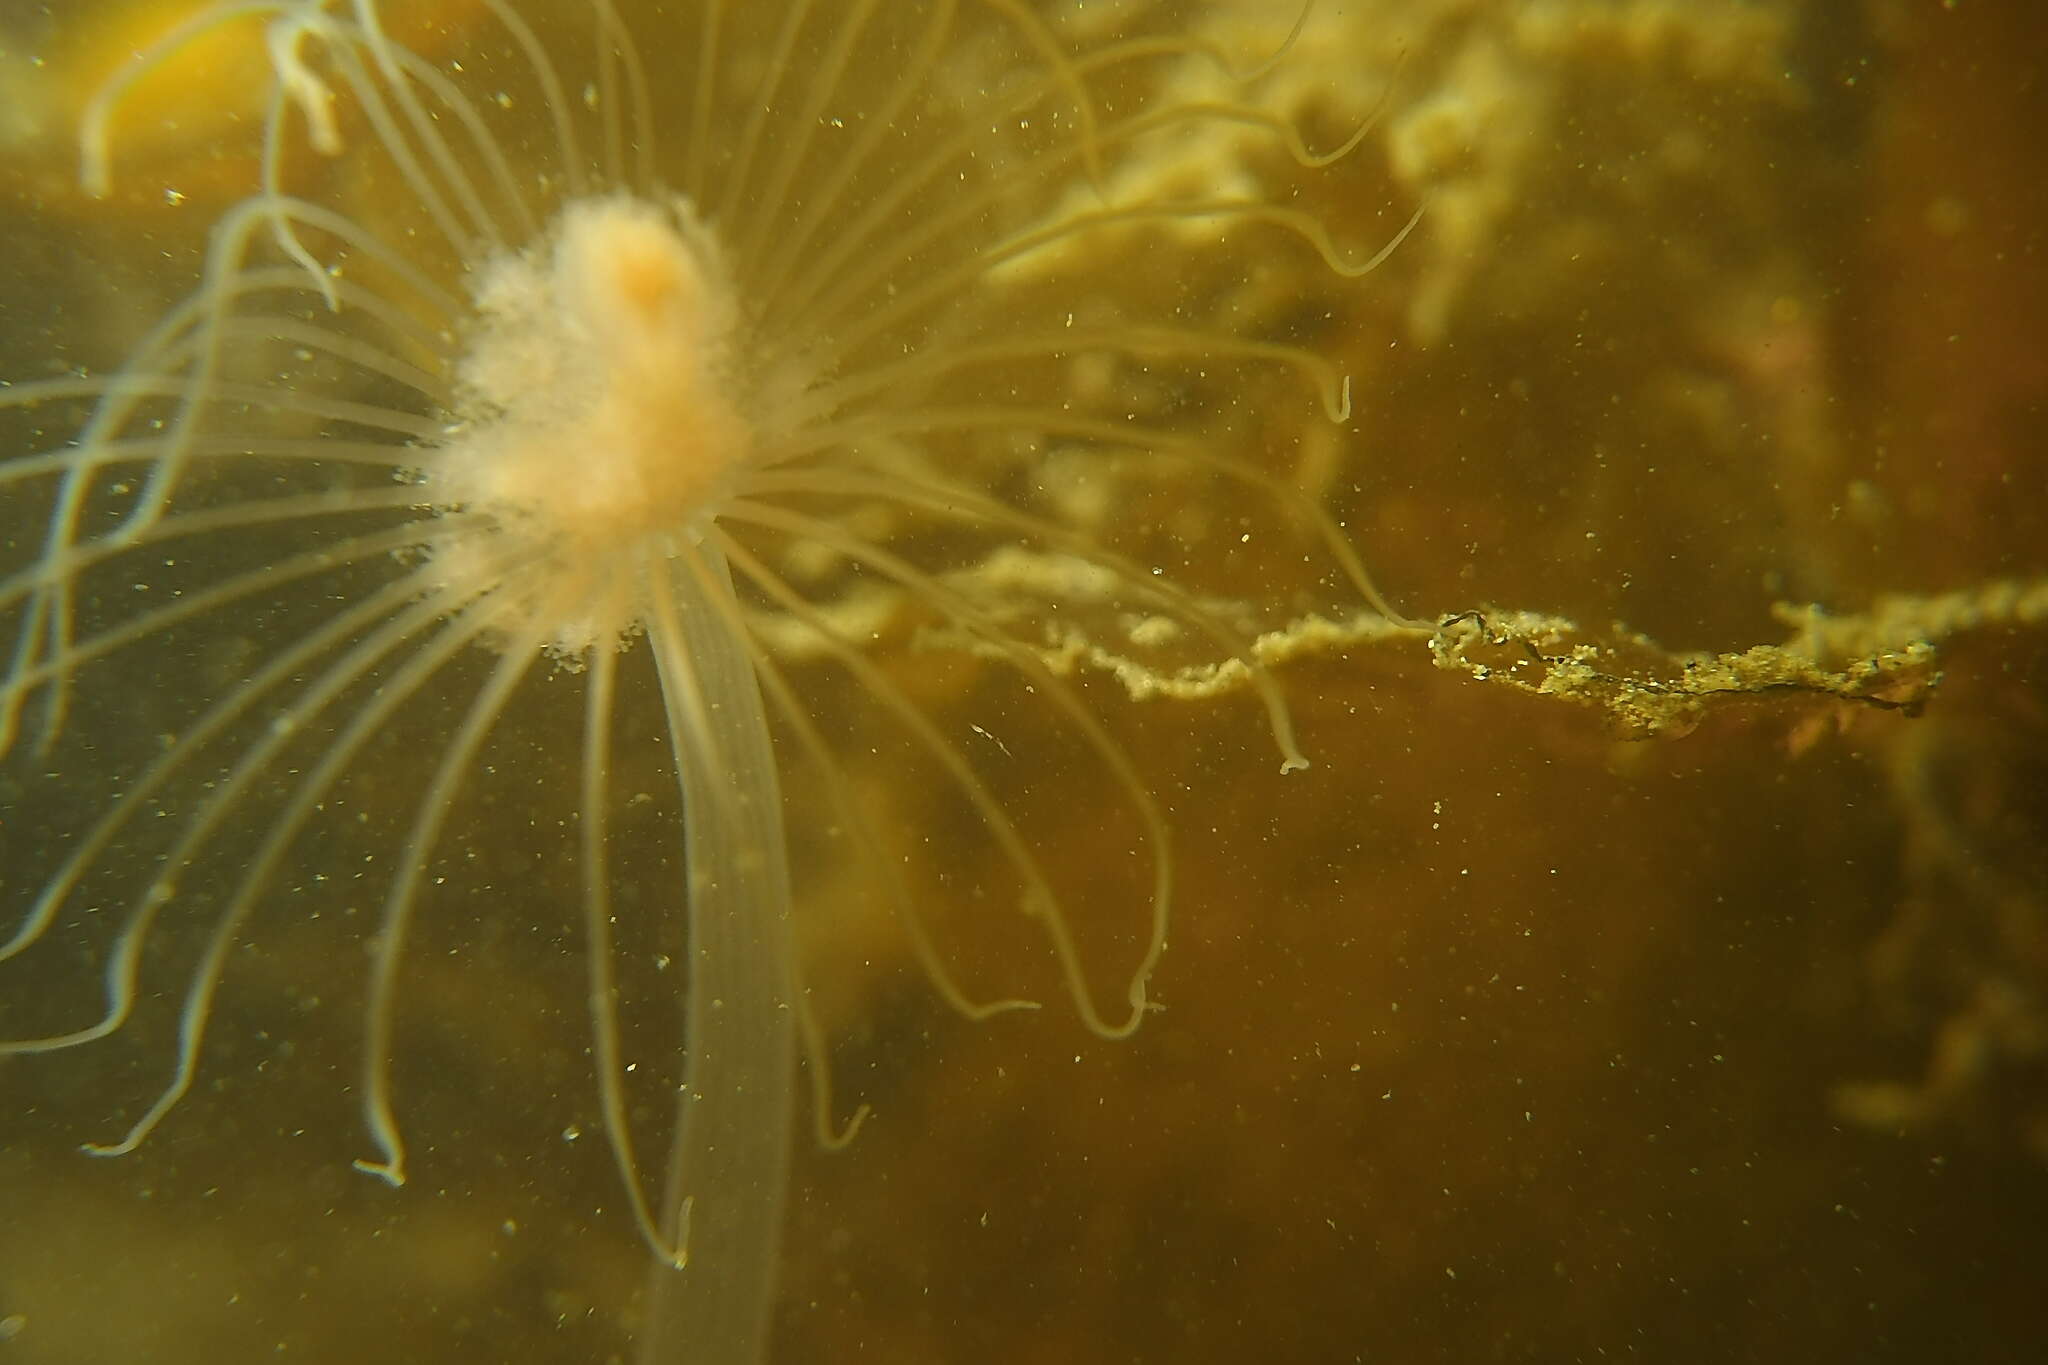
[0,0,1412,1358]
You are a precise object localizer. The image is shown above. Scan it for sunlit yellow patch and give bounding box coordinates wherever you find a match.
[2,0,487,217]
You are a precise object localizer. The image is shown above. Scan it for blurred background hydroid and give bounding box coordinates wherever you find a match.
[2,1,2045,1362]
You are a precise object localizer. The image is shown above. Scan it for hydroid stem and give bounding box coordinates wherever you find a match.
[637,539,798,1361]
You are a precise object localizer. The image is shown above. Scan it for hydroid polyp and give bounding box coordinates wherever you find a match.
[0,0,1415,1357]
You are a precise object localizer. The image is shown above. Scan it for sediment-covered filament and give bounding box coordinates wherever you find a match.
[1,1,1411,1360]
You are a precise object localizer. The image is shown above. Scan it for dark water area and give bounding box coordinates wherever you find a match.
[1,2,2043,1362]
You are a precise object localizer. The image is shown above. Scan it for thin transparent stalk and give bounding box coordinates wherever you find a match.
[637,540,798,1363]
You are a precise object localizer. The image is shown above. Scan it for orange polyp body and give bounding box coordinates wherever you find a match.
[432,196,751,648]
